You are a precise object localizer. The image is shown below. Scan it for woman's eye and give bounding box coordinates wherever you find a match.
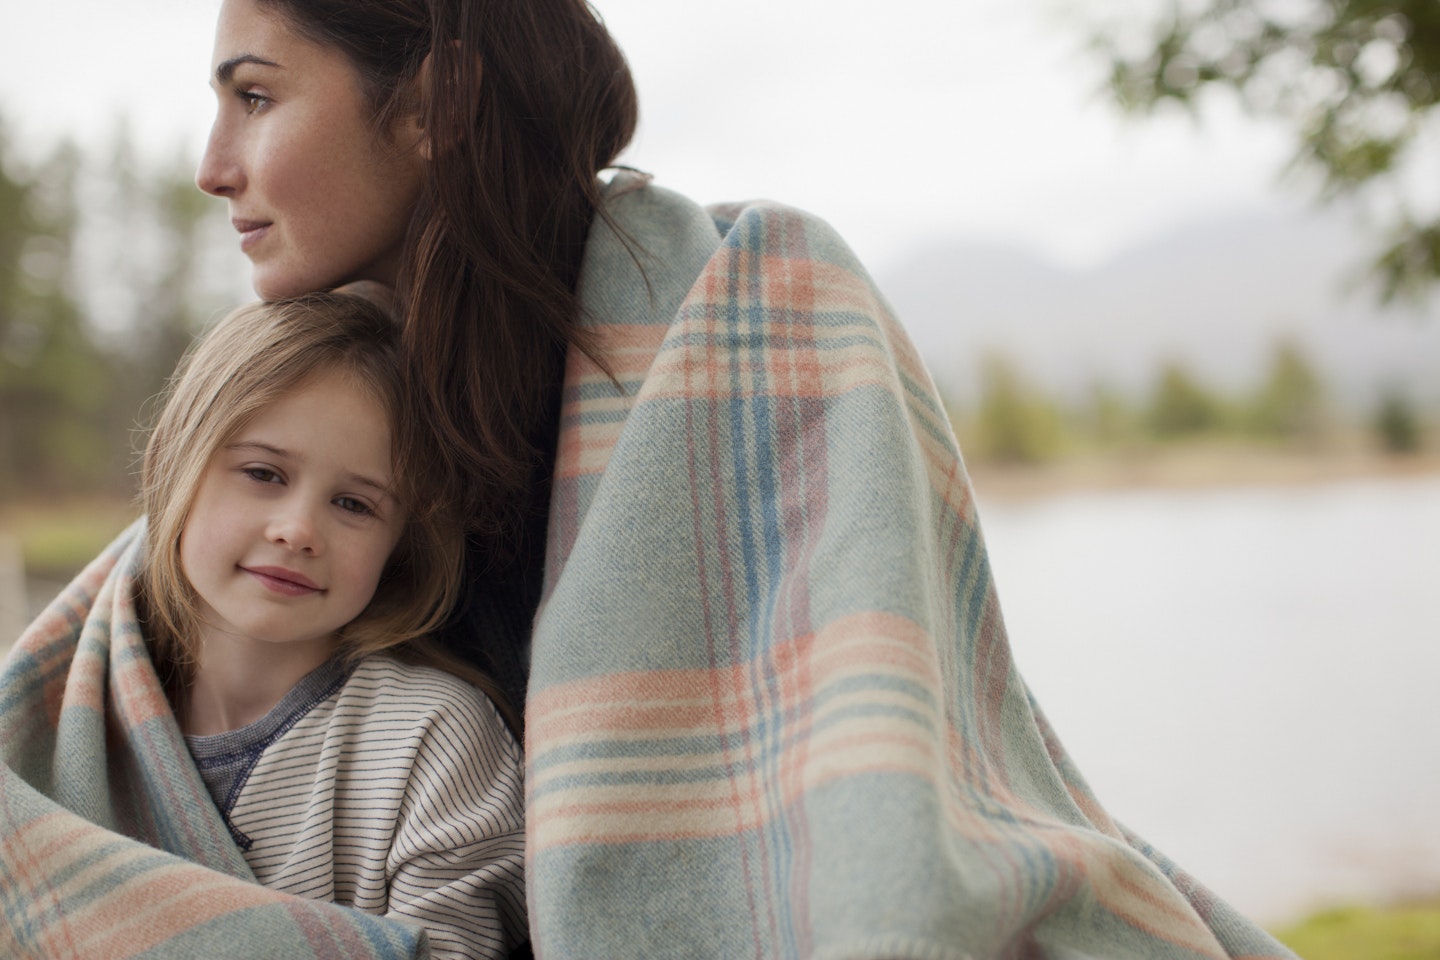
[335,496,374,517]
[237,89,270,115]
[243,466,282,484]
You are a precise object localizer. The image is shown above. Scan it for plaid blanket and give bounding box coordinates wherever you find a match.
[0,173,1294,959]
[525,173,1296,959]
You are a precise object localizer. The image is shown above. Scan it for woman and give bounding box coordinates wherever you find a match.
[0,0,1296,957]
[194,0,633,718]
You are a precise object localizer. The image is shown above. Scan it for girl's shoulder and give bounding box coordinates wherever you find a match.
[341,654,516,747]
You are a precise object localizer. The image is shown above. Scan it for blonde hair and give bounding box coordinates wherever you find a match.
[139,293,507,719]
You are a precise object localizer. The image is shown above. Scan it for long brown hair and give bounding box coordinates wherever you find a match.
[139,294,515,723]
[259,0,639,556]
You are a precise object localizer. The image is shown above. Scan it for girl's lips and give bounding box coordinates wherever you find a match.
[243,565,322,597]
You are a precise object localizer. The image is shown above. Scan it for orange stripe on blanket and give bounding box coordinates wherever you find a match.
[529,612,957,847]
[636,325,898,403]
[701,251,885,320]
[565,322,670,387]
[1049,827,1231,960]
[554,417,626,480]
[58,646,108,714]
[68,866,279,960]
[530,727,940,847]
[528,612,940,742]
[8,811,281,960]
[554,323,673,481]
[746,254,948,423]
[109,644,174,726]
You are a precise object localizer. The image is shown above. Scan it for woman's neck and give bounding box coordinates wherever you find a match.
[179,632,339,737]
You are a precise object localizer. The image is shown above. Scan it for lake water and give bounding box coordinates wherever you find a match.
[977,474,1440,925]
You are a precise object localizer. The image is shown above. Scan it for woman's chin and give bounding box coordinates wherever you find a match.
[250,268,334,303]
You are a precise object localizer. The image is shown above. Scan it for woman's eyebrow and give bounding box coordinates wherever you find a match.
[215,54,281,84]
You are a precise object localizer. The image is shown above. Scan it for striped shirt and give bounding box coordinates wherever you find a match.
[185,655,526,960]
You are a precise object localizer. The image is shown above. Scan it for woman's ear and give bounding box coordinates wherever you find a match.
[399,44,482,162]
[395,53,433,161]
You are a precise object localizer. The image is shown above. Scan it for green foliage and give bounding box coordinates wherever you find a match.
[1092,0,1440,299]
[1147,360,1226,437]
[1274,901,1440,960]
[971,354,1065,465]
[1247,337,1327,439]
[942,343,1440,468]
[1374,388,1424,451]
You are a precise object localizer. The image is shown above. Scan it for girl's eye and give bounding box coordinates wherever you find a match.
[243,466,282,484]
[335,496,375,517]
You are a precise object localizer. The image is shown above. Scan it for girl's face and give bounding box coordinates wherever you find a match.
[196,0,425,299]
[179,369,405,661]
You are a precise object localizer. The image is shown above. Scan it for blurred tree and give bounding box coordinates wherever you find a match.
[78,128,234,487]
[106,143,230,434]
[1148,359,1225,436]
[0,118,234,505]
[1247,336,1327,440]
[1083,379,1137,448]
[1092,0,1440,300]
[1374,388,1423,451]
[972,353,1064,464]
[0,126,115,497]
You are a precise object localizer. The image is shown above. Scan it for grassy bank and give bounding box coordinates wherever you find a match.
[0,497,137,580]
[967,440,1440,502]
[1274,900,1440,959]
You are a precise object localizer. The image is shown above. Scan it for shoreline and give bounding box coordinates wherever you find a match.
[965,446,1440,503]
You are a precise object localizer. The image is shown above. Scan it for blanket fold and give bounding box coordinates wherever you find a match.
[524,173,1296,959]
[0,523,430,959]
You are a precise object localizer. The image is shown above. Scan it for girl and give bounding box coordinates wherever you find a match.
[139,291,526,960]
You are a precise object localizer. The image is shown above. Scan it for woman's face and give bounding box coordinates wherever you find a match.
[197,0,425,299]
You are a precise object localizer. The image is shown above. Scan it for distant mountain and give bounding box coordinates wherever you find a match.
[878,209,1440,414]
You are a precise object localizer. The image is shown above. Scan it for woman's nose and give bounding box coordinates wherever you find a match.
[195,122,243,198]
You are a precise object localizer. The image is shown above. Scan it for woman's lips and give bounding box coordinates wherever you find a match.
[243,565,322,597]
[232,218,272,252]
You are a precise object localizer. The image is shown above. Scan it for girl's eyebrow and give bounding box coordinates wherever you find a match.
[215,54,281,84]
[227,439,290,458]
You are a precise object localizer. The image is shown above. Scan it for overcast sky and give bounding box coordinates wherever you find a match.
[0,0,1301,276]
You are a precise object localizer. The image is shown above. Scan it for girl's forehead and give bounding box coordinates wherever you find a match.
[234,370,395,464]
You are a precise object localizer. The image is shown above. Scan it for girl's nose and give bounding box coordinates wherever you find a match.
[195,122,243,198]
[267,508,322,555]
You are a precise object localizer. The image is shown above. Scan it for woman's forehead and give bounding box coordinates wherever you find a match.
[210,0,328,77]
